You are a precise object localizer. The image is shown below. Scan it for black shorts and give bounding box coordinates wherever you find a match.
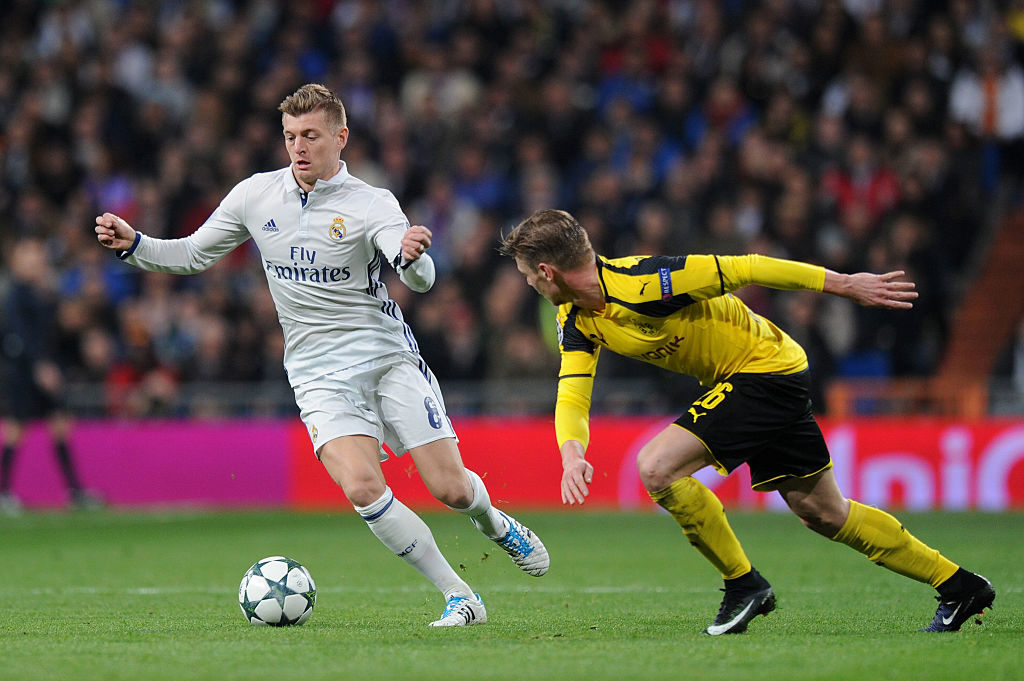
[672,371,831,491]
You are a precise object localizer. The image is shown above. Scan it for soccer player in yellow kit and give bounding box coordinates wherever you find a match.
[500,208,994,635]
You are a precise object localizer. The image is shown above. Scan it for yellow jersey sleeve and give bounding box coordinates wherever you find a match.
[662,254,824,301]
[555,350,598,450]
[554,305,600,451]
[715,254,825,294]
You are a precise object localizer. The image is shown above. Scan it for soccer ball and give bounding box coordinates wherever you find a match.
[238,556,316,626]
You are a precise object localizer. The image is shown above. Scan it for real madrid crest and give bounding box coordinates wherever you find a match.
[329,217,346,241]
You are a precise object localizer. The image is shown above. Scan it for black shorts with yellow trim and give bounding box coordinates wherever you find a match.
[672,370,831,491]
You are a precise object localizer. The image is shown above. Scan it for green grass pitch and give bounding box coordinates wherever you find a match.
[2,509,1021,681]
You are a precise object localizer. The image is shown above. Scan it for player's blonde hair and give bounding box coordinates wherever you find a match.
[278,84,347,132]
[500,209,594,271]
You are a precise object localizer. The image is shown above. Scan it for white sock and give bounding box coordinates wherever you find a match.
[355,487,472,599]
[450,469,509,539]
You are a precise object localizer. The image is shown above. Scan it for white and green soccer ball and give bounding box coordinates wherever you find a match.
[238,556,316,626]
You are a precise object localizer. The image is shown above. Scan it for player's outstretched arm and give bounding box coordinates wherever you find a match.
[95,212,137,252]
[560,440,594,505]
[823,269,918,309]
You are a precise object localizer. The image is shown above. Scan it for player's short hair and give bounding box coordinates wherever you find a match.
[499,209,594,271]
[279,84,347,133]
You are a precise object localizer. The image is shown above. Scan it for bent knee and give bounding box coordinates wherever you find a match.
[436,486,473,509]
[636,427,711,493]
[638,464,676,493]
[637,451,681,493]
[343,479,388,508]
[423,475,473,509]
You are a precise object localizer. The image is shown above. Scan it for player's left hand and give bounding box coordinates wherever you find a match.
[826,270,918,309]
[401,225,432,263]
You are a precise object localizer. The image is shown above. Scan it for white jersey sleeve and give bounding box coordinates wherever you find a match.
[122,179,252,272]
[366,190,435,293]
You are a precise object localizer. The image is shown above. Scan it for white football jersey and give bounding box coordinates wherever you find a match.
[121,162,435,387]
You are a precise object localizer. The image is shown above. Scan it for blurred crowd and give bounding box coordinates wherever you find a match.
[2,0,1024,418]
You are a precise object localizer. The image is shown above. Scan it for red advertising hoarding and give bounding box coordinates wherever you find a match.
[289,417,1024,511]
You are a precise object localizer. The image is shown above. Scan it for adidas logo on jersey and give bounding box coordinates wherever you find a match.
[262,218,279,232]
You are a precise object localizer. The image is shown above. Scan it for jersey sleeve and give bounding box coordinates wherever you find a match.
[676,254,825,300]
[124,179,252,273]
[554,307,600,451]
[719,254,826,292]
[367,190,435,292]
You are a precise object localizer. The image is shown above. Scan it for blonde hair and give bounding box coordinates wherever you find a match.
[499,209,594,270]
[278,84,347,132]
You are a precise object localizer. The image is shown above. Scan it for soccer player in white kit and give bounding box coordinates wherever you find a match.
[95,83,548,626]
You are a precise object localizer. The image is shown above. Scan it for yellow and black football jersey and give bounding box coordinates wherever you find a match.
[554,253,826,449]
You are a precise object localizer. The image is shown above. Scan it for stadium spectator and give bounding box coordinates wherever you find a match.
[821,133,902,222]
[949,41,1024,192]
[0,238,101,513]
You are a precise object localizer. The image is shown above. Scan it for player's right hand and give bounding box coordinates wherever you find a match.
[94,212,137,251]
[560,444,594,505]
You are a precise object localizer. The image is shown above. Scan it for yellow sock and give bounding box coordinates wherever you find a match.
[831,501,958,588]
[649,477,751,580]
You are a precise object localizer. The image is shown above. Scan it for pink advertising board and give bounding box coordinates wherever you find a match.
[2,421,293,508]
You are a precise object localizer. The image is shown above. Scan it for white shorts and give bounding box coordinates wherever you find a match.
[293,353,457,460]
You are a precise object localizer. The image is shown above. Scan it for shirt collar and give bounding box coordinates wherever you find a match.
[595,254,609,297]
[283,160,350,194]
